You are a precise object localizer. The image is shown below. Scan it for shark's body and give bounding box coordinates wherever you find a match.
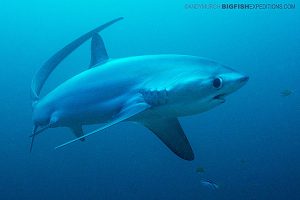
[35,55,237,124]
[31,18,248,160]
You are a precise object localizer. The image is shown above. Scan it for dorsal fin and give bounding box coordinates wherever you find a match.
[89,33,109,68]
[31,17,123,102]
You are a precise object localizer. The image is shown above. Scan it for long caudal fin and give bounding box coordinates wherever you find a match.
[30,17,124,102]
[30,125,38,152]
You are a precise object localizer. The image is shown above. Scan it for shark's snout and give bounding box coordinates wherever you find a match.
[227,72,249,89]
[235,74,249,90]
[211,72,249,104]
[239,75,249,84]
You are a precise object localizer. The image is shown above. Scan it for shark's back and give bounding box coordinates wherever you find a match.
[42,54,220,106]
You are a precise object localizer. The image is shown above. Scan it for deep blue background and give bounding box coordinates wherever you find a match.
[1,0,299,199]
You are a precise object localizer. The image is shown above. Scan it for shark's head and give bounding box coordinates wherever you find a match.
[184,59,249,113]
[208,66,249,104]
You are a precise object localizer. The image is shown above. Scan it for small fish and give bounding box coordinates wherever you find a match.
[200,179,219,190]
[280,89,293,97]
[196,166,205,173]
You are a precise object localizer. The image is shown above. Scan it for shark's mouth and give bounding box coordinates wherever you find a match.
[213,94,226,103]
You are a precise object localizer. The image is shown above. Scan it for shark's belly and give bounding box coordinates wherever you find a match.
[55,97,125,125]
[51,81,136,126]
[135,101,219,121]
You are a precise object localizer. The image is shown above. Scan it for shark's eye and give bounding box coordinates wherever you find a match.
[212,77,223,89]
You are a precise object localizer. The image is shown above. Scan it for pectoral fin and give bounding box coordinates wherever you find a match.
[141,118,194,161]
[55,101,150,149]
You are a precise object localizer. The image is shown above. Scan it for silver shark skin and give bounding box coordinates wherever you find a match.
[33,55,248,126]
[30,18,248,161]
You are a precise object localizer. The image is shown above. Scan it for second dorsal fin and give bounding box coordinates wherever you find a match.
[89,33,109,68]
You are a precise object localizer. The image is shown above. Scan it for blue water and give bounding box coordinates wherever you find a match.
[1,0,299,199]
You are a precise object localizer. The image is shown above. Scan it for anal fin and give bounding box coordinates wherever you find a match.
[141,118,194,161]
[70,125,85,141]
[55,97,151,149]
